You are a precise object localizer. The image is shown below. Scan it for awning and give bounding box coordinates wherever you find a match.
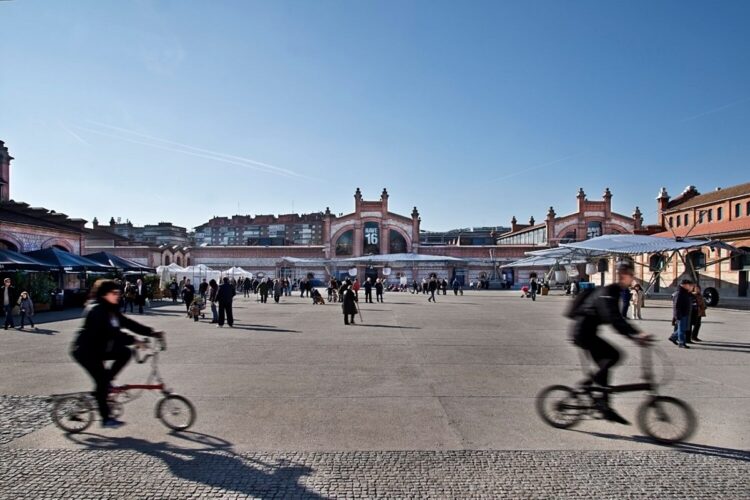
[84,252,154,273]
[0,249,52,271]
[559,234,739,256]
[24,247,115,272]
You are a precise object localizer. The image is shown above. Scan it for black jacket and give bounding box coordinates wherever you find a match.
[217,283,236,303]
[672,287,693,320]
[2,286,18,308]
[342,289,358,314]
[572,283,639,344]
[72,301,157,356]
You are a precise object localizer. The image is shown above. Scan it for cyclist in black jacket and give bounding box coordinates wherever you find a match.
[71,280,163,428]
[570,261,651,424]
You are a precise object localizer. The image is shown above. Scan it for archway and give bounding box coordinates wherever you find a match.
[0,239,19,252]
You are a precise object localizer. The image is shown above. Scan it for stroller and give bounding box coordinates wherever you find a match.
[188,297,206,321]
[520,286,532,298]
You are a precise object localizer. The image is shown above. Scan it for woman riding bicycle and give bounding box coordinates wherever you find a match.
[71,279,164,428]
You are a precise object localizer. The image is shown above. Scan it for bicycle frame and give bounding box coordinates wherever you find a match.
[576,343,660,397]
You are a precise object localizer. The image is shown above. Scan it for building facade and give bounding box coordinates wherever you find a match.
[103,218,190,246]
[193,213,325,247]
[630,183,750,304]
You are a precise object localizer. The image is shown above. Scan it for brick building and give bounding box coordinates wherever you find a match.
[193,213,325,247]
[102,218,189,246]
[630,183,750,304]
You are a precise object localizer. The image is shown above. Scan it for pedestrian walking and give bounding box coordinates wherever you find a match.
[529,277,537,301]
[428,277,438,302]
[630,284,644,320]
[669,279,694,348]
[258,278,269,303]
[216,277,235,327]
[690,284,706,342]
[375,278,384,303]
[17,291,35,330]
[134,278,148,314]
[122,281,136,313]
[169,278,179,303]
[363,278,373,303]
[273,279,283,303]
[3,278,18,330]
[208,279,219,323]
[342,285,358,325]
[181,279,195,317]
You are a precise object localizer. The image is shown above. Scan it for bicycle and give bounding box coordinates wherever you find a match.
[536,342,697,444]
[50,337,196,433]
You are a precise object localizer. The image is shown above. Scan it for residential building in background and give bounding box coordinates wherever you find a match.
[193,213,325,246]
[100,218,190,246]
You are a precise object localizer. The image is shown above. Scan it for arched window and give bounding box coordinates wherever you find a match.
[676,217,681,227]
[668,217,674,228]
[335,230,354,256]
[684,214,689,225]
[687,250,706,270]
[587,222,603,239]
[560,230,576,244]
[649,254,666,272]
[186,257,191,266]
[164,255,171,265]
[735,204,741,218]
[176,256,182,266]
[717,207,723,221]
[389,230,407,254]
[0,239,18,252]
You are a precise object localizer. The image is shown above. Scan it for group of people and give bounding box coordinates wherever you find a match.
[2,277,36,330]
[668,279,707,348]
[169,277,236,327]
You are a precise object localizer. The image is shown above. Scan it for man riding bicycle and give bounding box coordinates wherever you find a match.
[71,279,164,428]
[568,260,651,424]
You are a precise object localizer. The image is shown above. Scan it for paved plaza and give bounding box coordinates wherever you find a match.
[1,290,748,498]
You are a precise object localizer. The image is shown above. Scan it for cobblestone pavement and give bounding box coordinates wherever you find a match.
[1,446,748,499]
[0,395,51,445]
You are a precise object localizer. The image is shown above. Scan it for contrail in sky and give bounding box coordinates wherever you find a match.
[489,151,586,183]
[71,123,313,181]
[59,120,90,146]
[679,97,750,123]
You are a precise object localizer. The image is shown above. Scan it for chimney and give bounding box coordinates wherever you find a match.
[632,206,643,231]
[656,187,670,228]
[529,216,535,226]
[381,188,389,213]
[92,217,99,229]
[411,207,420,253]
[0,140,13,202]
[577,188,586,212]
[511,216,518,232]
[603,187,612,218]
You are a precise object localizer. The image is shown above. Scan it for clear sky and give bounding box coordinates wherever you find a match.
[1,0,748,231]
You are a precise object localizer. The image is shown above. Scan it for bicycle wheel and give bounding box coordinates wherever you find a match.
[536,385,585,429]
[637,396,697,444]
[51,395,94,434]
[156,394,196,431]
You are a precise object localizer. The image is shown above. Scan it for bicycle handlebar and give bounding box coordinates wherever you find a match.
[133,336,166,364]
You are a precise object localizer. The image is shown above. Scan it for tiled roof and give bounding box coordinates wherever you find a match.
[653,217,750,239]
[0,201,87,233]
[665,182,750,211]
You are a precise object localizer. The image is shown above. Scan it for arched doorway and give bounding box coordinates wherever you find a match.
[0,239,18,252]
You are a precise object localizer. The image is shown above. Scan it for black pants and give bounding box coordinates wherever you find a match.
[365,290,372,303]
[344,313,355,324]
[691,313,702,340]
[429,290,436,302]
[73,347,132,421]
[376,292,383,303]
[4,304,14,328]
[260,292,268,303]
[581,336,620,398]
[123,299,134,313]
[218,302,233,326]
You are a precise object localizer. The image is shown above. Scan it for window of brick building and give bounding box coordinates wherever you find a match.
[707,209,713,222]
[747,201,750,216]
[736,204,741,218]
[717,207,723,221]
[684,214,689,226]
[676,216,681,227]
[668,217,673,228]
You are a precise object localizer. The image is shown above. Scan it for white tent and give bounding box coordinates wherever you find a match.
[156,263,187,289]
[223,266,253,278]
[178,265,221,283]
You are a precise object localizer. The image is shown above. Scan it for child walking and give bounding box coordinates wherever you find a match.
[17,291,35,330]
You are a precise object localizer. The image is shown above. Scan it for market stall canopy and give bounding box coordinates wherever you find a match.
[559,234,739,256]
[0,248,53,271]
[84,252,154,273]
[24,247,115,272]
[505,246,596,268]
[223,266,253,278]
[337,253,465,264]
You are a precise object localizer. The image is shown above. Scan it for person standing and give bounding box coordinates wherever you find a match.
[428,277,438,303]
[690,284,706,342]
[258,278,269,303]
[273,279,283,303]
[669,279,694,349]
[199,279,209,301]
[135,278,148,315]
[630,284,644,320]
[375,278,384,303]
[620,286,631,318]
[17,291,35,330]
[122,281,136,314]
[216,277,235,327]
[452,278,460,296]
[178,277,187,301]
[169,278,179,303]
[342,285,358,325]
[352,278,361,299]
[181,279,195,317]
[208,279,219,323]
[363,278,373,303]
[529,277,537,301]
[3,278,18,330]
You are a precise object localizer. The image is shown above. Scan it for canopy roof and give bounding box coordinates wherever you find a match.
[24,247,114,272]
[559,234,737,256]
[84,252,154,273]
[337,253,465,264]
[223,266,253,277]
[0,249,52,271]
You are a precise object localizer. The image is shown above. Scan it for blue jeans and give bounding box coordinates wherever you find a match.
[210,302,218,323]
[670,316,690,345]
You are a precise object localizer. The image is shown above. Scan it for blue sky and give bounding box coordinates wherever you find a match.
[1,0,748,231]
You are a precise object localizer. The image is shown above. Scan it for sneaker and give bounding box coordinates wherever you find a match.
[602,408,631,425]
[667,336,678,346]
[678,344,690,349]
[101,418,126,428]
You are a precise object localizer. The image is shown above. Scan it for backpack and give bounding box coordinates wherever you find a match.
[565,287,598,319]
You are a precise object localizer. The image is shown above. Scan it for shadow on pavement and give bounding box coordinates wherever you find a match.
[16,327,58,335]
[231,324,300,333]
[65,431,324,499]
[358,324,421,330]
[571,430,750,463]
